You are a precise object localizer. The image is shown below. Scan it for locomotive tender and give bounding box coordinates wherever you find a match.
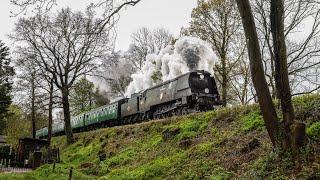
[36,70,220,138]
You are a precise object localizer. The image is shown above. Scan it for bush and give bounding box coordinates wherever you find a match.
[307,122,320,140]
[293,94,320,123]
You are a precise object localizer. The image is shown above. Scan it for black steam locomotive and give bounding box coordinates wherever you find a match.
[121,70,220,122]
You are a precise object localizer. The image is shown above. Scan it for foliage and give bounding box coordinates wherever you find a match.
[0,41,14,133]
[93,88,110,107]
[14,48,54,138]
[4,105,31,145]
[307,122,320,140]
[70,77,109,115]
[292,94,320,123]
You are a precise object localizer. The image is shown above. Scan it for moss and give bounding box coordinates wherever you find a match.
[307,122,320,140]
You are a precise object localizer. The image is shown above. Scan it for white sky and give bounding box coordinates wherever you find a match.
[0,0,197,51]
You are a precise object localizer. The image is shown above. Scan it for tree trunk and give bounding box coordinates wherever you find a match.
[235,0,282,147]
[270,0,304,149]
[47,79,54,143]
[31,73,36,139]
[221,54,228,107]
[61,87,74,145]
[241,70,249,105]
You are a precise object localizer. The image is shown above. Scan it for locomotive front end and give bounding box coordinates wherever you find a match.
[188,71,221,110]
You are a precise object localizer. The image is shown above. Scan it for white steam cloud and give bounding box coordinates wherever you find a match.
[125,36,218,97]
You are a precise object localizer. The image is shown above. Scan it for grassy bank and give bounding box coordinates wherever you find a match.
[1,94,319,179]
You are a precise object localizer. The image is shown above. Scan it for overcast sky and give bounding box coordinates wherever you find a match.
[0,0,197,51]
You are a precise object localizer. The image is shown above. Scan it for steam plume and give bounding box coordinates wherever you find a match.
[125,36,218,97]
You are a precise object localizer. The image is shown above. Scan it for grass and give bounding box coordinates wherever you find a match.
[240,110,265,132]
[1,94,319,179]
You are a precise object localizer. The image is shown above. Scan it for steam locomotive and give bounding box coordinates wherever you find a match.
[36,70,221,138]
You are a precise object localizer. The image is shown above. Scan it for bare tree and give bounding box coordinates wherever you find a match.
[126,27,174,70]
[235,0,306,152]
[229,53,254,105]
[10,0,57,16]
[235,0,281,147]
[12,2,140,144]
[36,71,59,143]
[99,51,134,98]
[98,28,172,98]
[253,0,320,97]
[14,51,46,138]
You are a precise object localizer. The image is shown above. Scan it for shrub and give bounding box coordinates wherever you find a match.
[293,94,320,123]
[307,122,320,140]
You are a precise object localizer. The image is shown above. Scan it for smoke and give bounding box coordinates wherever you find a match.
[125,36,218,97]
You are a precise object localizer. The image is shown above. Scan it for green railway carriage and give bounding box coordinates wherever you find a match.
[35,101,122,139]
[36,122,64,138]
[71,114,85,129]
[36,127,48,138]
[83,102,119,126]
[35,129,42,138]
